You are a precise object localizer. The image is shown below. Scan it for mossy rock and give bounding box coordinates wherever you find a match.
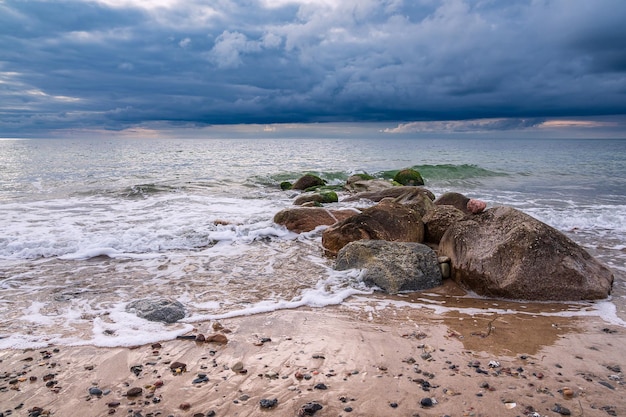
[393,169,424,186]
[351,173,375,181]
[319,191,338,203]
[304,184,344,193]
[294,191,338,206]
[280,181,293,190]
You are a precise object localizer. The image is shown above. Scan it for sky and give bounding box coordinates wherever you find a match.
[1,0,626,138]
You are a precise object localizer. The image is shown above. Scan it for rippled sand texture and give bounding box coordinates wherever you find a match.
[1,299,623,417]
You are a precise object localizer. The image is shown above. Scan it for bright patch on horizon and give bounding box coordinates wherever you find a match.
[539,120,614,128]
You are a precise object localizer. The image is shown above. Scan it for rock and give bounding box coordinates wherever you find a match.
[422,205,468,244]
[420,397,434,407]
[292,174,326,190]
[231,361,244,372]
[347,173,375,182]
[393,168,424,186]
[88,387,103,396]
[126,298,185,323]
[299,402,323,416]
[280,181,292,190]
[259,398,278,409]
[335,240,442,294]
[205,334,228,344]
[552,404,572,415]
[435,192,486,214]
[439,262,450,278]
[274,207,359,233]
[170,361,187,372]
[126,387,142,397]
[439,206,614,300]
[343,186,435,203]
[293,191,338,206]
[467,198,487,214]
[344,178,393,193]
[322,200,424,256]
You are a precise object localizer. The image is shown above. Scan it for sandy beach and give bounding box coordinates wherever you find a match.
[1,283,624,417]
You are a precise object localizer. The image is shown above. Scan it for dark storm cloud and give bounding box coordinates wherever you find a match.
[1,0,625,135]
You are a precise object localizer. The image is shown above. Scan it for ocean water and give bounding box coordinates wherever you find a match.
[0,137,625,349]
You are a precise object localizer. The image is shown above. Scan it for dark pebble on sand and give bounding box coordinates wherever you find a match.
[126,387,143,397]
[599,381,615,390]
[299,402,323,415]
[193,374,209,384]
[260,398,278,409]
[89,387,103,396]
[389,402,398,408]
[314,383,327,390]
[420,398,433,407]
[130,365,143,376]
[169,362,187,372]
[552,404,571,415]
[344,407,353,412]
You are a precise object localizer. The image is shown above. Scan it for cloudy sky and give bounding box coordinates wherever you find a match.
[1,0,626,138]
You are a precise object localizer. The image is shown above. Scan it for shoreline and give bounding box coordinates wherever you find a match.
[1,291,624,417]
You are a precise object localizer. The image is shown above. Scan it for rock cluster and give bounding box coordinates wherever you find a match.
[274,171,614,301]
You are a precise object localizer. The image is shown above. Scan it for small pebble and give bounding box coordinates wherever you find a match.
[299,402,323,416]
[420,398,433,407]
[126,387,142,397]
[552,404,571,415]
[260,398,278,409]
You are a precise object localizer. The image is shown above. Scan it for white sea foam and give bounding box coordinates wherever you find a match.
[0,193,289,260]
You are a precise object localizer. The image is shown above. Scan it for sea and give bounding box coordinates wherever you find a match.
[0,137,625,349]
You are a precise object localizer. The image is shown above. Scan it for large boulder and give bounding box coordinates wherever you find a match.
[292,174,326,190]
[422,205,468,244]
[273,207,359,233]
[335,240,442,294]
[322,200,424,256]
[434,192,486,214]
[439,206,614,301]
[126,298,186,323]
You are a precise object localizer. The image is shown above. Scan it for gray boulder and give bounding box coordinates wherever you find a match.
[335,240,443,294]
[126,298,186,323]
[439,206,614,301]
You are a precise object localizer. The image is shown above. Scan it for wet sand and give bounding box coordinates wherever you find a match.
[1,288,624,417]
